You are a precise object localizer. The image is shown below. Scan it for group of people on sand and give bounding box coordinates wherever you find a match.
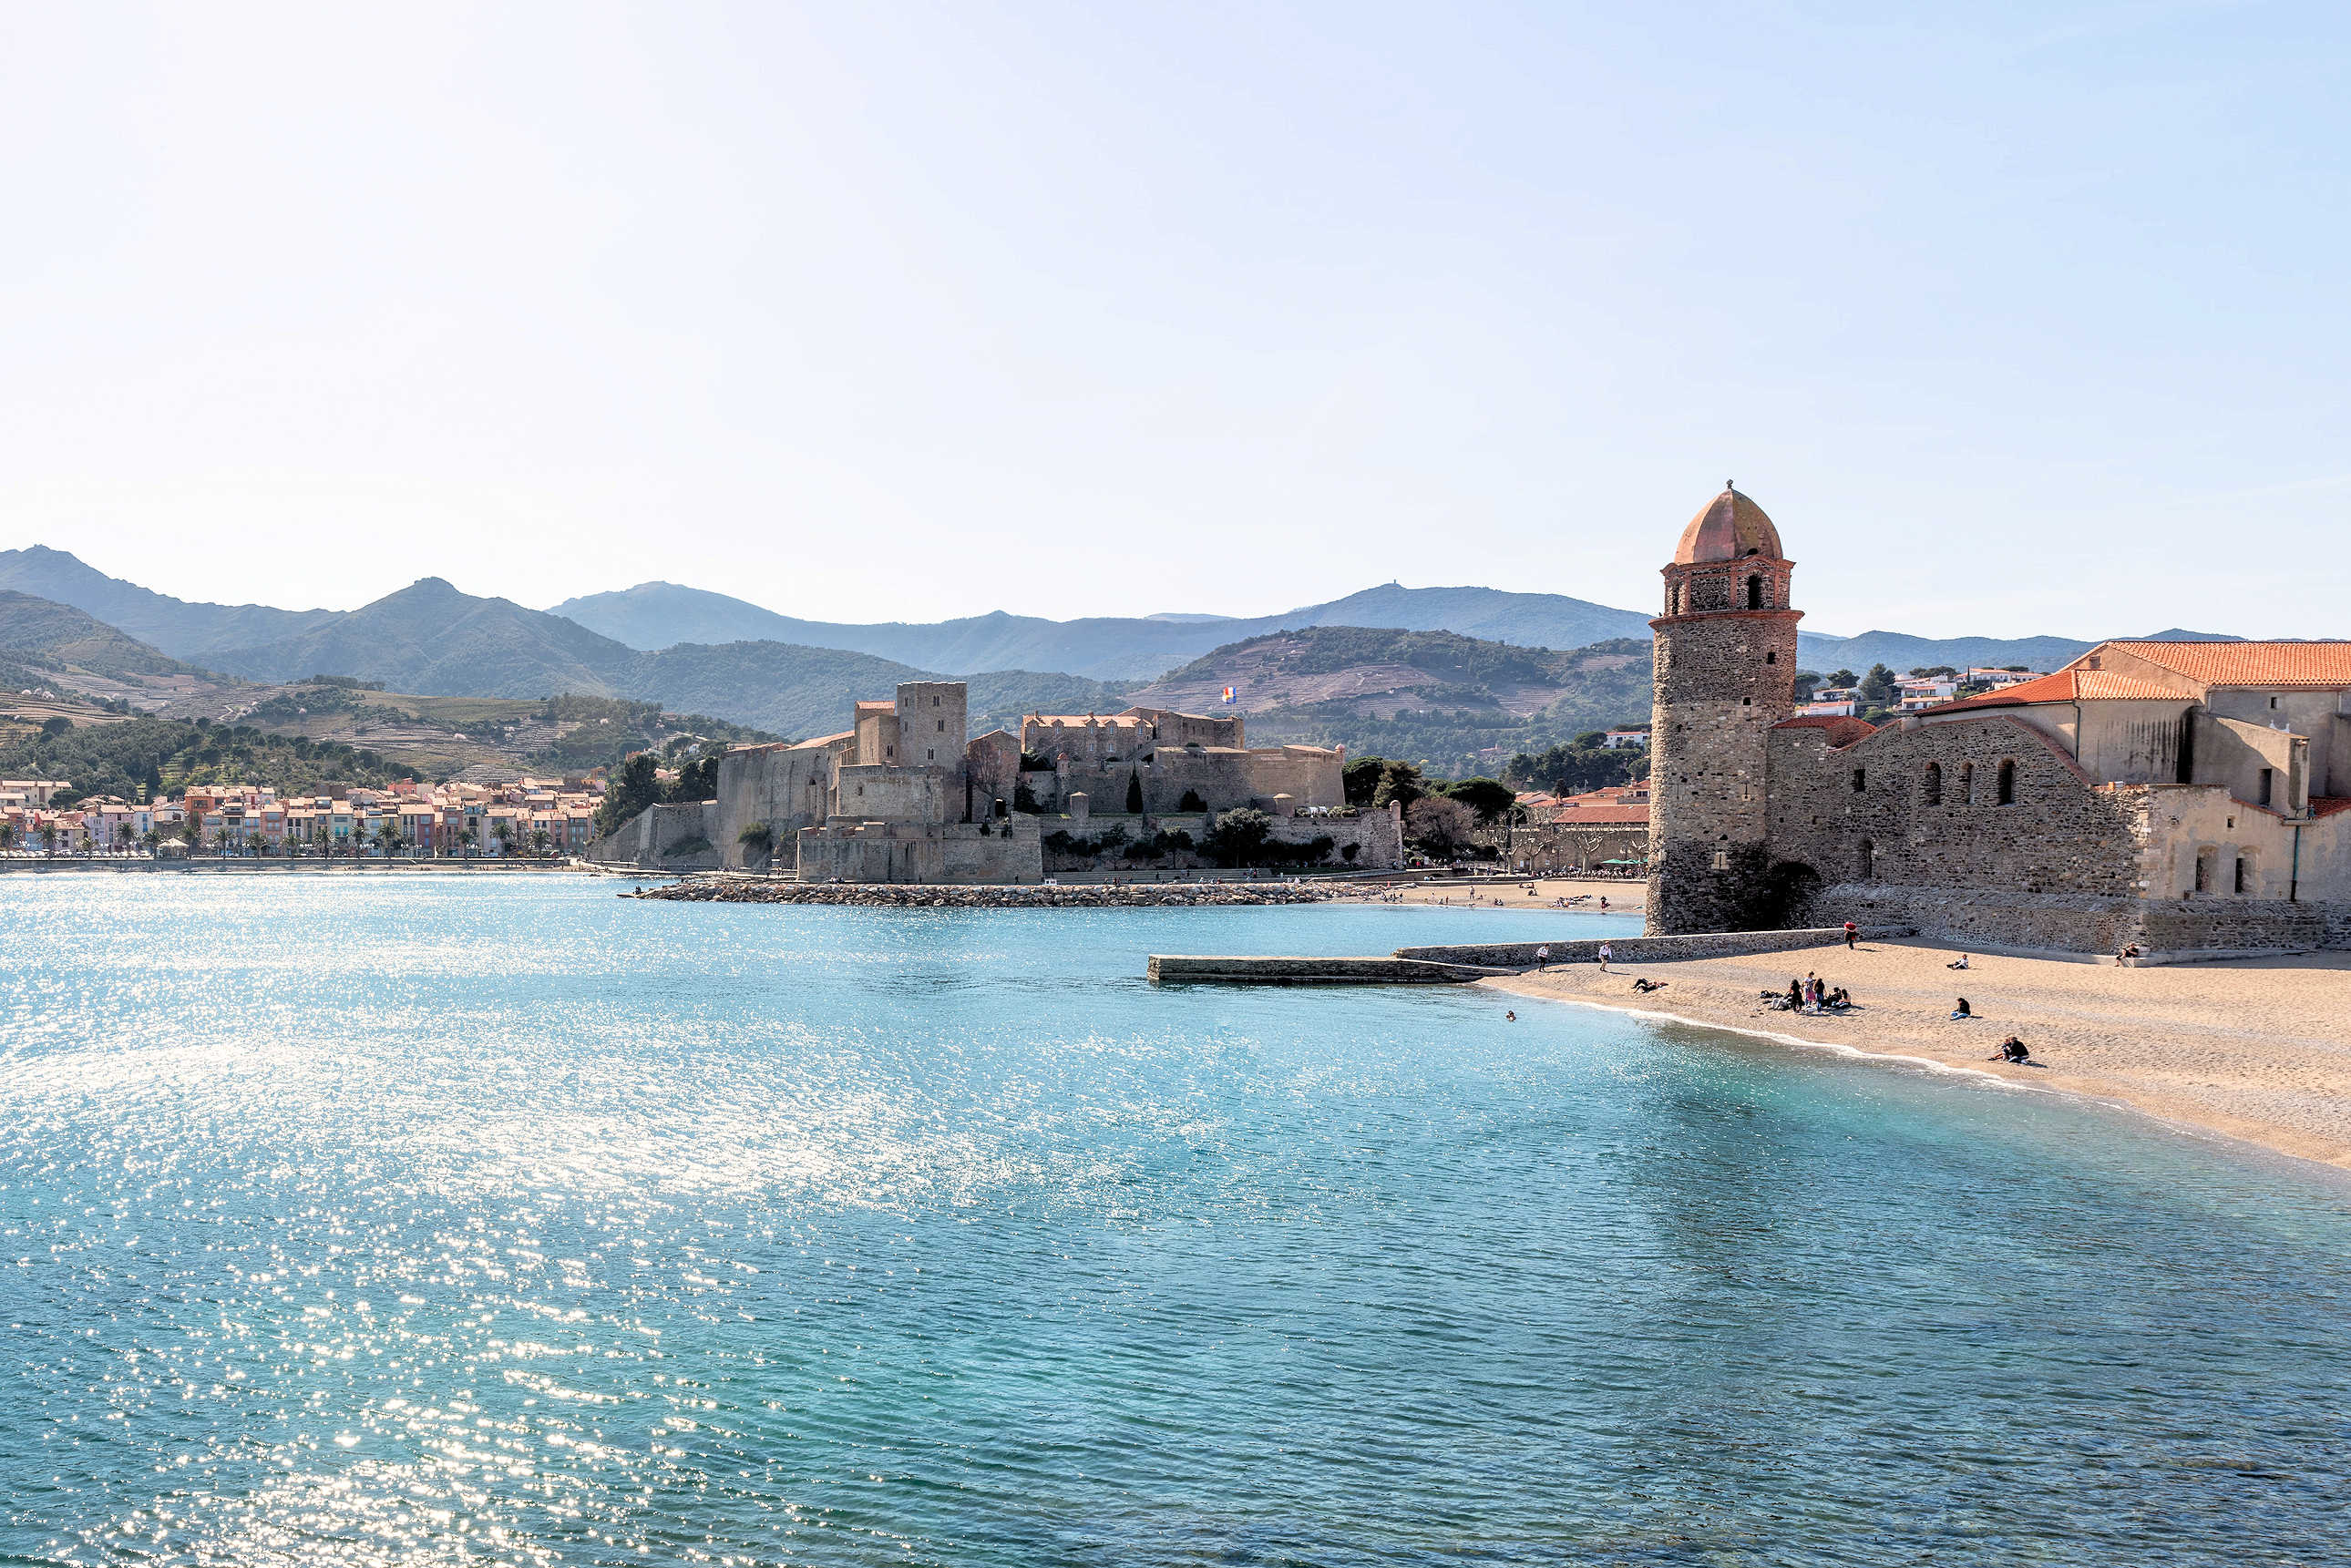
[1770,971,1851,1015]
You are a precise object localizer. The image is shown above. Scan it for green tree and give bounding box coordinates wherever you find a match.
[597,753,662,834]
[1826,668,1858,688]
[1200,807,1274,868]
[1859,663,1899,709]
[1370,761,1427,811]
[1438,776,1515,823]
[1124,770,1144,814]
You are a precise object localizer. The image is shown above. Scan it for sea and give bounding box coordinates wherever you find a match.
[3,875,2348,1565]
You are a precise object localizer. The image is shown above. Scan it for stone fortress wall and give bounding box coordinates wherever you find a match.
[606,681,1390,881]
[585,798,721,871]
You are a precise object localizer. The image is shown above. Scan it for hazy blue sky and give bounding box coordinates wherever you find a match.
[1,3,2344,638]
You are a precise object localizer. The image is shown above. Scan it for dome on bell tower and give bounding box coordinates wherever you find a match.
[1672,484,1782,565]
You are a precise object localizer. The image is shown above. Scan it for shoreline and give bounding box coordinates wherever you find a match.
[1487,938,2351,1172]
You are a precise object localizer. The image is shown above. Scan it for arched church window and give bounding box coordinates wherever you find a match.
[1997,760,2017,805]
[2234,854,2254,896]
[1923,763,1942,805]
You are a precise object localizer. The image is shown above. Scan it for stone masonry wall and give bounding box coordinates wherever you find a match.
[1766,714,2144,904]
[1391,926,1915,968]
[587,800,719,871]
[712,738,845,870]
[1647,605,1802,933]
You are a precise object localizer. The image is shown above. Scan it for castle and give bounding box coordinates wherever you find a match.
[589,680,1375,880]
[1648,486,2351,955]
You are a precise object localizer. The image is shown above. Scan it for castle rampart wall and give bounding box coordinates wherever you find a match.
[711,737,847,870]
[796,817,1041,884]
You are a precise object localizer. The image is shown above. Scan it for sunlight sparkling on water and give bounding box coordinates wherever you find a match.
[5,876,2350,1565]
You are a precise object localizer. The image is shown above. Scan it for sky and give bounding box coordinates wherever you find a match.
[0,2,2345,640]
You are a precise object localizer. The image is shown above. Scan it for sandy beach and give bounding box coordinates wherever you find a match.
[1493,936,2351,1170]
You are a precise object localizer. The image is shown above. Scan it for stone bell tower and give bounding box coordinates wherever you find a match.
[1647,483,1802,934]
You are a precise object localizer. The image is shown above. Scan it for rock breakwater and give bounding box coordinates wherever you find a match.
[629,879,1340,908]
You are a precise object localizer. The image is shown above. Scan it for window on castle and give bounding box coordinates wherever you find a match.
[1859,838,1875,880]
[937,720,946,733]
[1958,763,1974,804]
[1997,761,2016,805]
[1923,763,1942,805]
[2235,856,2253,895]
[1746,576,1762,610]
[2194,846,2215,894]
[1711,847,1730,871]
[2258,768,2274,806]
[1851,768,1865,793]
[1766,651,1776,664]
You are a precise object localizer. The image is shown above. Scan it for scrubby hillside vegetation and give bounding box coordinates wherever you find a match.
[1126,628,1655,778]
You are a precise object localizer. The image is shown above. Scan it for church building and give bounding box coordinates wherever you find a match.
[1647,486,2351,956]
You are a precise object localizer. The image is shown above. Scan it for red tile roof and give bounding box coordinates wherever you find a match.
[1924,668,2182,712]
[2102,641,2351,689]
[2312,796,2351,820]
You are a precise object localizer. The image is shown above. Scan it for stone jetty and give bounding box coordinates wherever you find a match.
[628,878,1340,908]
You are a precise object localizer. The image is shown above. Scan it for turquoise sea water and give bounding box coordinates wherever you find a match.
[4,876,2349,1566]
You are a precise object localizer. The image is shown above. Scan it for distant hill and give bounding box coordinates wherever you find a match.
[0,589,236,711]
[178,576,1136,739]
[1797,626,2244,675]
[204,578,636,697]
[548,579,1657,679]
[1126,627,1655,778]
[0,546,338,660]
[0,590,196,682]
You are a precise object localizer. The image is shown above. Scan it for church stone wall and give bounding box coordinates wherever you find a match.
[1763,715,2144,905]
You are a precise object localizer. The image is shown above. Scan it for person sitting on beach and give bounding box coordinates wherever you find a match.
[1630,977,1668,994]
[1785,979,1803,1010]
[1950,997,1974,1020]
[1826,987,1850,1010]
[1946,954,1970,970]
[2117,942,2142,962]
[1993,1036,2030,1063]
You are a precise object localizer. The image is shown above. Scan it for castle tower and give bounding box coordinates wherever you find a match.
[1647,484,1801,934]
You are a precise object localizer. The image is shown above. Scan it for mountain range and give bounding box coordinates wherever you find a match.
[544,580,1660,680]
[0,545,2261,769]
